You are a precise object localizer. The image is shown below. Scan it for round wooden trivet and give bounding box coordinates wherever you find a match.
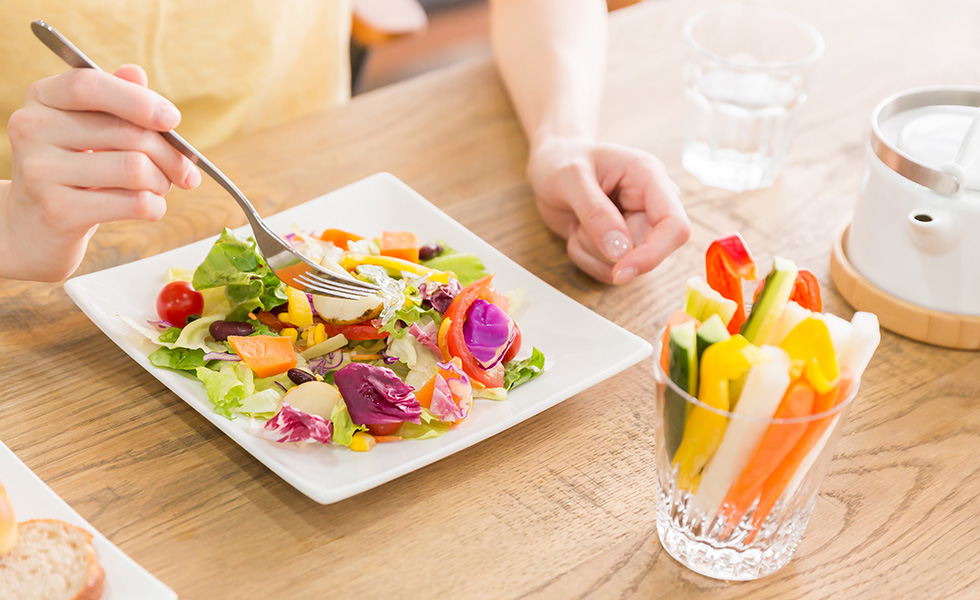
[830,219,980,350]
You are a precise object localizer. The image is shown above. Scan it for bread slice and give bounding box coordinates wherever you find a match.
[0,519,105,600]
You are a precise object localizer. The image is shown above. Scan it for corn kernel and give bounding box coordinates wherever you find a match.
[281,328,298,343]
[350,432,376,452]
[279,312,294,325]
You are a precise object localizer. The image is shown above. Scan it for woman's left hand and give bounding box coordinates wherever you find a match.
[526,136,691,284]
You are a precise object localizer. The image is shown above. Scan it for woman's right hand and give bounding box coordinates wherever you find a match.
[1,64,200,282]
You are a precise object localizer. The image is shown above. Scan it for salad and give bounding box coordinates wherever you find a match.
[129,227,545,452]
[658,233,880,538]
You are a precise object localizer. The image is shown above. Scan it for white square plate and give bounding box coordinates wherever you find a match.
[0,441,177,599]
[65,173,652,504]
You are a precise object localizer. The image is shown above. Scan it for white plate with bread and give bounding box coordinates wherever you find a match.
[0,441,176,600]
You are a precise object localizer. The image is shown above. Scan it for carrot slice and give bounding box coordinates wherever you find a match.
[227,335,297,378]
[319,228,363,250]
[380,231,420,263]
[745,373,855,541]
[716,378,815,533]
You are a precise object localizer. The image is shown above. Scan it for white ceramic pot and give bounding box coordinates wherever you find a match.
[848,86,980,316]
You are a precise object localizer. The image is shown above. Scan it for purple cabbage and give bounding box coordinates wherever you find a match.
[409,322,441,356]
[147,319,172,331]
[262,402,333,445]
[308,352,344,377]
[427,361,472,423]
[419,280,462,314]
[463,299,516,369]
[334,363,422,425]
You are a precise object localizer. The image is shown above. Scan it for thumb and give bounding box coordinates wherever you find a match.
[561,166,633,262]
[113,64,149,88]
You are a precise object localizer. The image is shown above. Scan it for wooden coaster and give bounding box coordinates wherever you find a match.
[830,219,980,350]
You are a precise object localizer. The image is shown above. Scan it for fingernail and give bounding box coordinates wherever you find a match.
[603,230,632,261]
[155,103,180,129]
[184,166,201,189]
[613,267,638,285]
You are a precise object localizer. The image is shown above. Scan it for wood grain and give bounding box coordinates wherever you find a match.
[1,0,979,598]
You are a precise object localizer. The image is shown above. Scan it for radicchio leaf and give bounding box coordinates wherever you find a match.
[334,363,422,425]
[261,402,333,445]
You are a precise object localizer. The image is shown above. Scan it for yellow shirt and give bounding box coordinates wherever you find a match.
[0,0,352,179]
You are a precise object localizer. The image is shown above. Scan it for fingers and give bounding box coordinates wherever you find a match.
[113,64,149,87]
[43,109,199,189]
[28,67,180,131]
[557,161,635,262]
[535,201,579,239]
[567,228,616,284]
[49,147,173,196]
[29,185,166,233]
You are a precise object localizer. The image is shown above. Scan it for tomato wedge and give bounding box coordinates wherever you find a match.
[752,269,822,312]
[315,318,389,340]
[705,233,757,334]
[443,275,509,388]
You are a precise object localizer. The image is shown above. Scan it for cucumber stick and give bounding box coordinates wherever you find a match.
[740,257,798,345]
[665,322,697,460]
[684,276,737,326]
[696,314,730,362]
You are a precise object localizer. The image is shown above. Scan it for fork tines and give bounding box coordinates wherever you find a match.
[294,272,379,300]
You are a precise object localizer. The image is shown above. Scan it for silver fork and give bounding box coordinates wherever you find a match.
[32,20,380,301]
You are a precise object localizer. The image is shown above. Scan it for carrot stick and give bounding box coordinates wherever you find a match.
[716,379,815,533]
[745,372,856,541]
[374,435,403,443]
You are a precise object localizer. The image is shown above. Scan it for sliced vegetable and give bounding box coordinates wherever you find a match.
[282,381,343,420]
[658,309,699,375]
[692,346,791,522]
[334,363,422,425]
[192,229,288,321]
[380,231,420,263]
[280,287,314,327]
[414,359,473,423]
[673,335,763,492]
[316,319,388,341]
[341,254,450,284]
[503,347,545,391]
[443,275,510,388]
[311,256,384,325]
[349,431,377,452]
[753,268,822,313]
[740,257,798,345]
[705,233,757,334]
[664,322,697,460]
[462,299,517,369]
[684,276,738,326]
[227,335,298,378]
[696,314,731,362]
[261,402,333,445]
[318,228,363,250]
[421,249,488,287]
[716,378,816,532]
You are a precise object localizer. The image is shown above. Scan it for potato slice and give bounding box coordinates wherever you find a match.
[283,381,343,420]
[312,256,384,325]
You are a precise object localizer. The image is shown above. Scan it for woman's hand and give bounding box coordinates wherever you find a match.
[526,136,690,284]
[0,64,200,282]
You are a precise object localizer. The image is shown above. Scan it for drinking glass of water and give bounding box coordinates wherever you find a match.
[682,7,824,192]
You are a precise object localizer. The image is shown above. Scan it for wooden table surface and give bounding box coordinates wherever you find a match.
[2,0,979,598]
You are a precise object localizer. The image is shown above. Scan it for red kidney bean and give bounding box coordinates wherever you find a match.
[209,320,254,341]
[418,243,444,261]
[287,368,316,385]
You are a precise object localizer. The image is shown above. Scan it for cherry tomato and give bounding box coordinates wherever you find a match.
[502,324,522,364]
[366,422,401,436]
[156,281,204,328]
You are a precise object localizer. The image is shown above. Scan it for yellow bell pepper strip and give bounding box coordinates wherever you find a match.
[672,335,764,492]
[779,317,839,394]
[340,254,450,284]
[281,287,314,327]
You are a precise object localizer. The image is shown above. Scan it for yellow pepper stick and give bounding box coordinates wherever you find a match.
[673,335,763,492]
[341,254,450,284]
[779,318,839,394]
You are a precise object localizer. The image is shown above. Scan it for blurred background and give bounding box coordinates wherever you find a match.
[353,0,642,93]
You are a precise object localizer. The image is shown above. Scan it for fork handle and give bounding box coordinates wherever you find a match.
[31,20,273,239]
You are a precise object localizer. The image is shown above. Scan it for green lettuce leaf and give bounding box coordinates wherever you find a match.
[148,347,208,371]
[378,300,442,338]
[158,327,182,343]
[396,407,452,440]
[192,229,288,320]
[503,347,546,391]
[330,404,366,447]
[195,362,255,419]
[421,247,487,287]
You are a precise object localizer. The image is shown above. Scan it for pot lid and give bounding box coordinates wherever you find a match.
[871,86,980,196]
